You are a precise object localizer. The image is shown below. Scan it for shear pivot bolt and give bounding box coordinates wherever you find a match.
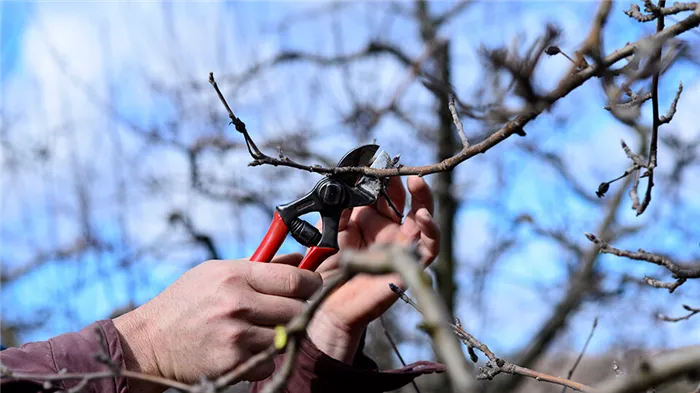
[320,182,343,206]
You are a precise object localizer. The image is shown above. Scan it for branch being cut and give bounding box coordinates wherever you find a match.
[210,8,700,178]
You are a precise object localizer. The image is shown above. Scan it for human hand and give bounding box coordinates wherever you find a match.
[113,254,321,392]
[308,176,439,363]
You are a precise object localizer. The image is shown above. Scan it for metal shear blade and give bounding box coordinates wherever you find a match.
[356,150,404,219]
[356,150,392,198]
[334,144,379,186]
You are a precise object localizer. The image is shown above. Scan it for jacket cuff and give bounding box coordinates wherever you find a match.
[251,334,444,393]
[48,320,129,393]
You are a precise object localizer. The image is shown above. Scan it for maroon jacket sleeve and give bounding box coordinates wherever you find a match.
[0,320,128,393]
[2,320,443,393]
[250,332,445,393]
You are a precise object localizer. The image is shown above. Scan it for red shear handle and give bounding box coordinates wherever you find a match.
[297,246,338,271]
[251,211,289,262]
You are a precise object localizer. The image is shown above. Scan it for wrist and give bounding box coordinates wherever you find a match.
[307,311,365,364]
[113,307,163,393]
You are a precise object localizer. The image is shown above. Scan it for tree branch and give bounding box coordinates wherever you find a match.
[596,345,700,393]
[657,304,700,322]
[210,9,700,178]
[390,285,595,392]
[585,233,700,292]
[625,1,698,22]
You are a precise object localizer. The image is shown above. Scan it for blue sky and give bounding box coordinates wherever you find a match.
[1,1,699,364]
[1,1,32,82]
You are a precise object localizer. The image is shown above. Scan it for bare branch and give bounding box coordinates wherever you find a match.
[211,9,700,178]
[625,2,699,22]
[379,316,421,393]
[604,92,653,111]
[433,0,473,27]
[657,304,700,322]
[643,275,687,292]
[636,0,669,215]
[390,285,595,392]
[596,346,700,393]
[561,317,599,393]
[448,95,470,148]
[659,82,684,124]
[1,359,192,392]
[585,233,700,292]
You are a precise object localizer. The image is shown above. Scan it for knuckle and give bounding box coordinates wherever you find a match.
[269,265,303,295]
[284,271,303,295]
[228,323,253,345]
[227,295,253,319]
[220,263,248,289]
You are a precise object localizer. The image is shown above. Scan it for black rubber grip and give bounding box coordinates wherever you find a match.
[288,218,322,248]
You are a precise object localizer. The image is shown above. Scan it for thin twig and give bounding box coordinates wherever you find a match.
[561,317,599,393]
[390,283,594,392]
[659,82,683,124]
[585,233,699,293]
[657,304,700,322]
[0,365,193,392]
[597,346,700,393]
[448,94,470,147]
[379,315,421,393]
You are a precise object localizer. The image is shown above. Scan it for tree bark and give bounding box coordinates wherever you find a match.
[433,41,459,316]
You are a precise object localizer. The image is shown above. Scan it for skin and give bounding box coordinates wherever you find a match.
[114,255,323,392]
[113,176,438,392]
[309,176,439,363]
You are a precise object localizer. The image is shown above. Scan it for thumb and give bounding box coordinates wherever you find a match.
[270,253,304,266]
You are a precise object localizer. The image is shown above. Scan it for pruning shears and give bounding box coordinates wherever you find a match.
[250,144,397,271]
